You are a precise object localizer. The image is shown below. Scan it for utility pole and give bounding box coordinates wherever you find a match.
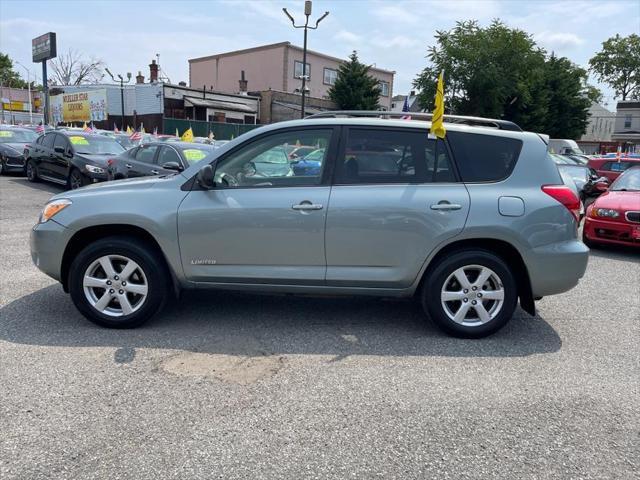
[283,1,329,118]
[105,68,131,130]
[15,61,34,124]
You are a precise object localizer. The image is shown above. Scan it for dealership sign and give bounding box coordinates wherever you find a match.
[32,32,57,63]
[50,89,108,123]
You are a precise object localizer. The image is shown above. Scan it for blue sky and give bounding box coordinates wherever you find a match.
[1,0,638,108]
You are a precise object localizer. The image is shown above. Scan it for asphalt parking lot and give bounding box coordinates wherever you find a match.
[0,174,638,480]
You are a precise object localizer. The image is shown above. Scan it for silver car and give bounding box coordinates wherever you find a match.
[30,113,589,337]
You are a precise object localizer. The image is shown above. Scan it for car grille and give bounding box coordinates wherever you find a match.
[625,211,640,223]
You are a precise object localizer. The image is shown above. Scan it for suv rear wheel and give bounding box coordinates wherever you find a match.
[68,236,168,328]
[421,250,518,338]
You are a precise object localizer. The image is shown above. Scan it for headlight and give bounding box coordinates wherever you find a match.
[85,165,105,174]
[40,199,72,223]
[592,208,619,218]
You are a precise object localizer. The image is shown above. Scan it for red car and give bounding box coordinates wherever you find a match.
[587,157,640,183]
[583,166,640,248]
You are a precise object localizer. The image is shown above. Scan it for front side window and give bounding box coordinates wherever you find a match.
[323,68,337,85]
[379,81,390,97]
[135,145,159,164]
[446,131,522,182]
[158,146,182,166]
[294,61,311,79]
[334,128,455,184]
[214,129,332,188]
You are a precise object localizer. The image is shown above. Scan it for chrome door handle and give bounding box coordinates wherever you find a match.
[126,164,132,169]
[151,169,159,174]
[430,202,462,211]
[292,203,323,211]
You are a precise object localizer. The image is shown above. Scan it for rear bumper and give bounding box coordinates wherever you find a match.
[525,240,589,297]
[584,217,640,247]
[30,220,68,282]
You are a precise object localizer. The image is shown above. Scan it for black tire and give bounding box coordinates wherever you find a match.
[68,168,89,190]
[421,249,518,338]
[68,236,169,328]
[26,160,39,182]
[0,157,4,175]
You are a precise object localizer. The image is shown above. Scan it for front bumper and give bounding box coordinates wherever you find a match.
[525,240,589,297]
[2,155,25,171]
[584,217,640,247]
[30,219,69,282]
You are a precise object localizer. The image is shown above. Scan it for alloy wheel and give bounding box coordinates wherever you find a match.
[440,265,505,327]
[83,254,148,317]
[70,171,83,189]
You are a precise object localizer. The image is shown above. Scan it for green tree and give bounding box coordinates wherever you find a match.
[540,55,592,139]
[328,51,380,110]
[589,34,640,101]
[0,52,28,88]
[413,20,593,138]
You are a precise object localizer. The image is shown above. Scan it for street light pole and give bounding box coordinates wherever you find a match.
[105,68,131,130]
[283,1,329,118]
[15,61,33,124]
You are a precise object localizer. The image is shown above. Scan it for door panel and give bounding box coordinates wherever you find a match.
[178,187,330,283]
[325,184,470,287]
[178,127,336,284]
[325,126,470,288]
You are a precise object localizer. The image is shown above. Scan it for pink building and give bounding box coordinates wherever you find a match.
[189,41,395,110]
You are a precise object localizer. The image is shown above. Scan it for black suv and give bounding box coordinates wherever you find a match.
[25,131,125,189]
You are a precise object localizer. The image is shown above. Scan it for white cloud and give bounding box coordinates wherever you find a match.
[372,4,419,24]
[335,30,362,43]
[372,35,420,49]
[535,31,585,50]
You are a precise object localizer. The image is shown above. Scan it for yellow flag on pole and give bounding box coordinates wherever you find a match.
[430,71,446,139]
[181,127,194,142]
[126,126,132,134]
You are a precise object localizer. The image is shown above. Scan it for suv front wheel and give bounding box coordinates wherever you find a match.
[68,236,168,328]
[422,250,518,338]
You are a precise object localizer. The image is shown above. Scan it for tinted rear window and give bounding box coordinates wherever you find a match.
[447,131,522,182]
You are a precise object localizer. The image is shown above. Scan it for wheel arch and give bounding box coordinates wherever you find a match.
[417,238,535,315]
[60,224,180,297]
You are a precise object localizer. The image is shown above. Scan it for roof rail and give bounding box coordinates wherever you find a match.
[304,110,522,132]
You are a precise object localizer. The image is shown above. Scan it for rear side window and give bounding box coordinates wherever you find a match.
[41,133,56,149]
[335,128,455,184]
[447,131,522,182]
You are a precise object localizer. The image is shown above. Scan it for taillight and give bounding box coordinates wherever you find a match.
[542,185,581,222]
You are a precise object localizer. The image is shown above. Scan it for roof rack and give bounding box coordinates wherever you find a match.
[304,110,522,132]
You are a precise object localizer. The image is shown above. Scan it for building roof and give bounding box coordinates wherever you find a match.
[188,41,395,75]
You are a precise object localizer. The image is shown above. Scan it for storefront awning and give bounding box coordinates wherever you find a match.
[184,96,256,114]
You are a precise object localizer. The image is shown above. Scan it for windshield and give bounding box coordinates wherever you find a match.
[611,168,640,191]
[0,129,38,143]
[180,146,217,166]
[70,135,125,155]
[303,149,325,161]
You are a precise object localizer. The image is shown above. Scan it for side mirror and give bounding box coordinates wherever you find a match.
[162,161,183,172]
[196,164,215,189]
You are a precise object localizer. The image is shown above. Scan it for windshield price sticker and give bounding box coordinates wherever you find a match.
[183,149,207,161]
[0,131,13,137]
[69,136,89,145]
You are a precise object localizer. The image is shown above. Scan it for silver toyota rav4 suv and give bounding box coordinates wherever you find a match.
[31,112,589,337]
